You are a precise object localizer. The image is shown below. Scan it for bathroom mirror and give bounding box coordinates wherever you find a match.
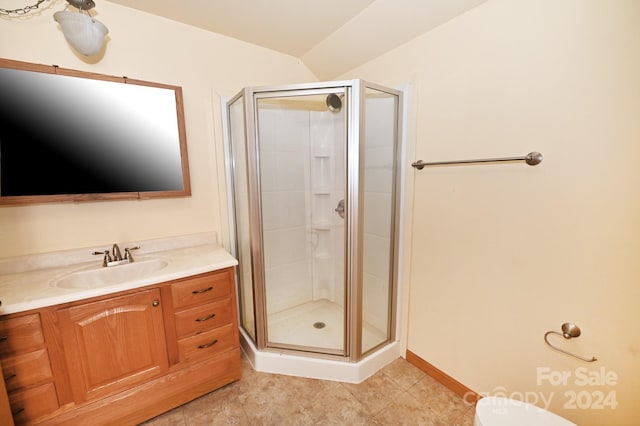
[0,58,191,205]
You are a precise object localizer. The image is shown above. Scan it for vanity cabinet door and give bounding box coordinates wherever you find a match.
[57,289,169,403]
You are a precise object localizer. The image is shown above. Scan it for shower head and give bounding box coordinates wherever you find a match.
[326,93,342,112]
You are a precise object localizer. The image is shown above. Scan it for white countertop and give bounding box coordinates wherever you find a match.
[0,233,238,315]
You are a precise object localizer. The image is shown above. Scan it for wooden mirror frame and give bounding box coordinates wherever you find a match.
[0,58,191,205]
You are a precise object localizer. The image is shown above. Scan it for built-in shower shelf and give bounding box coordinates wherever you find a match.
[313,190,331,195]
[312,146,331,157]
[312,223,331,231]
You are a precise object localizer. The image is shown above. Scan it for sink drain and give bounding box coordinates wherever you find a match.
[313,321,326,329]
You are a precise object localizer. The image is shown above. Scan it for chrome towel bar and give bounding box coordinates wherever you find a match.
[411,151,542,170]
[544,323,597,363]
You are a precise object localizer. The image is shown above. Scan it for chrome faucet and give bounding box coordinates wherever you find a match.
[112,243,123,261]
[92,244,140,267]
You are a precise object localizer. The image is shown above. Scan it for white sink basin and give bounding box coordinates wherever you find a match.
[53,259,169,289]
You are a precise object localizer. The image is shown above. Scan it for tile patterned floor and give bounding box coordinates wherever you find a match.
[140,354,476,425]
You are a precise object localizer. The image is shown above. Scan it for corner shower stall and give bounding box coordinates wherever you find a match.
[225,80,403,382]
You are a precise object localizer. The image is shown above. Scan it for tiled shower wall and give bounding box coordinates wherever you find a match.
[259,107,314,315]
[259,98,394,339]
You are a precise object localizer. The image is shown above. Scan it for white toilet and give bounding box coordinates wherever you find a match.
[474,396,577,426]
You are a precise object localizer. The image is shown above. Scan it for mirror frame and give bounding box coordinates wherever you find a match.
[0,58,191,205]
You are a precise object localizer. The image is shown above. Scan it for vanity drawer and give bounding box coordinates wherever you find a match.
[171,270,232,309]
[174,299,233,339]
[0,314,45,357]
[1,348,53,392]
[177,323,236,362]
[9,382,59,425]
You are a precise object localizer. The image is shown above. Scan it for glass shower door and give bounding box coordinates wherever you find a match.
[255,90,348,355]
[227,93,257,342]
[360,86,400,354]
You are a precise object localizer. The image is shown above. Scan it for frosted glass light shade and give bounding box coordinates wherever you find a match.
[54,11,108,56]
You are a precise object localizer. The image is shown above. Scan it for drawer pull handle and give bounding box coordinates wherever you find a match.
[197,339,219,349]
[195,313,216,322]
[12,407,25,415]
[192,286,213,295]
[0,336,7,342]
[4,373,16,381]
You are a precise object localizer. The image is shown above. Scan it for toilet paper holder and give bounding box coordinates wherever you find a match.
[544,322,597,362]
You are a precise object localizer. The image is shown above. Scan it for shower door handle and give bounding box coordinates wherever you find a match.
[334,199,345,219]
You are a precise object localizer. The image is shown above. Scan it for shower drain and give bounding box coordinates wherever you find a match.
[313,322,326,329]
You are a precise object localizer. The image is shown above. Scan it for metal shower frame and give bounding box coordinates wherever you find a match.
[226,79,403,362]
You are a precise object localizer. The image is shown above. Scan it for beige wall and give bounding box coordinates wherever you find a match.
[0,1,316,258]
[341,0,640,424]
[2,1,639,424]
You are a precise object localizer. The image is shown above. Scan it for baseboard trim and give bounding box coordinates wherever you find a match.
[405,350,480,405]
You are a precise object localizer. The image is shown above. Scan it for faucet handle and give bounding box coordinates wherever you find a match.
[124,246,140,262]
[92,250,112,267]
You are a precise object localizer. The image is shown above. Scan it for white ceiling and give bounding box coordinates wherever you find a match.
[106,0,486,79]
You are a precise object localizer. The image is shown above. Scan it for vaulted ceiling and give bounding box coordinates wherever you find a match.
[106,0,486,80]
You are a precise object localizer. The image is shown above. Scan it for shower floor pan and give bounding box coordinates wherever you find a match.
[240,299,400,383]
[267,299,385,351]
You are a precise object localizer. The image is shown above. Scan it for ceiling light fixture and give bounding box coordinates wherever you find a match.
[53,0,108,56]
[2,0,108,57]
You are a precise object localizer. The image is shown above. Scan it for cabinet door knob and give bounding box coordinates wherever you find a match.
[152,300,160,307]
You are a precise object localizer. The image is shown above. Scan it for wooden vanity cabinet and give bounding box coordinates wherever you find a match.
[0,266,241,426]
[0,314,58,425]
